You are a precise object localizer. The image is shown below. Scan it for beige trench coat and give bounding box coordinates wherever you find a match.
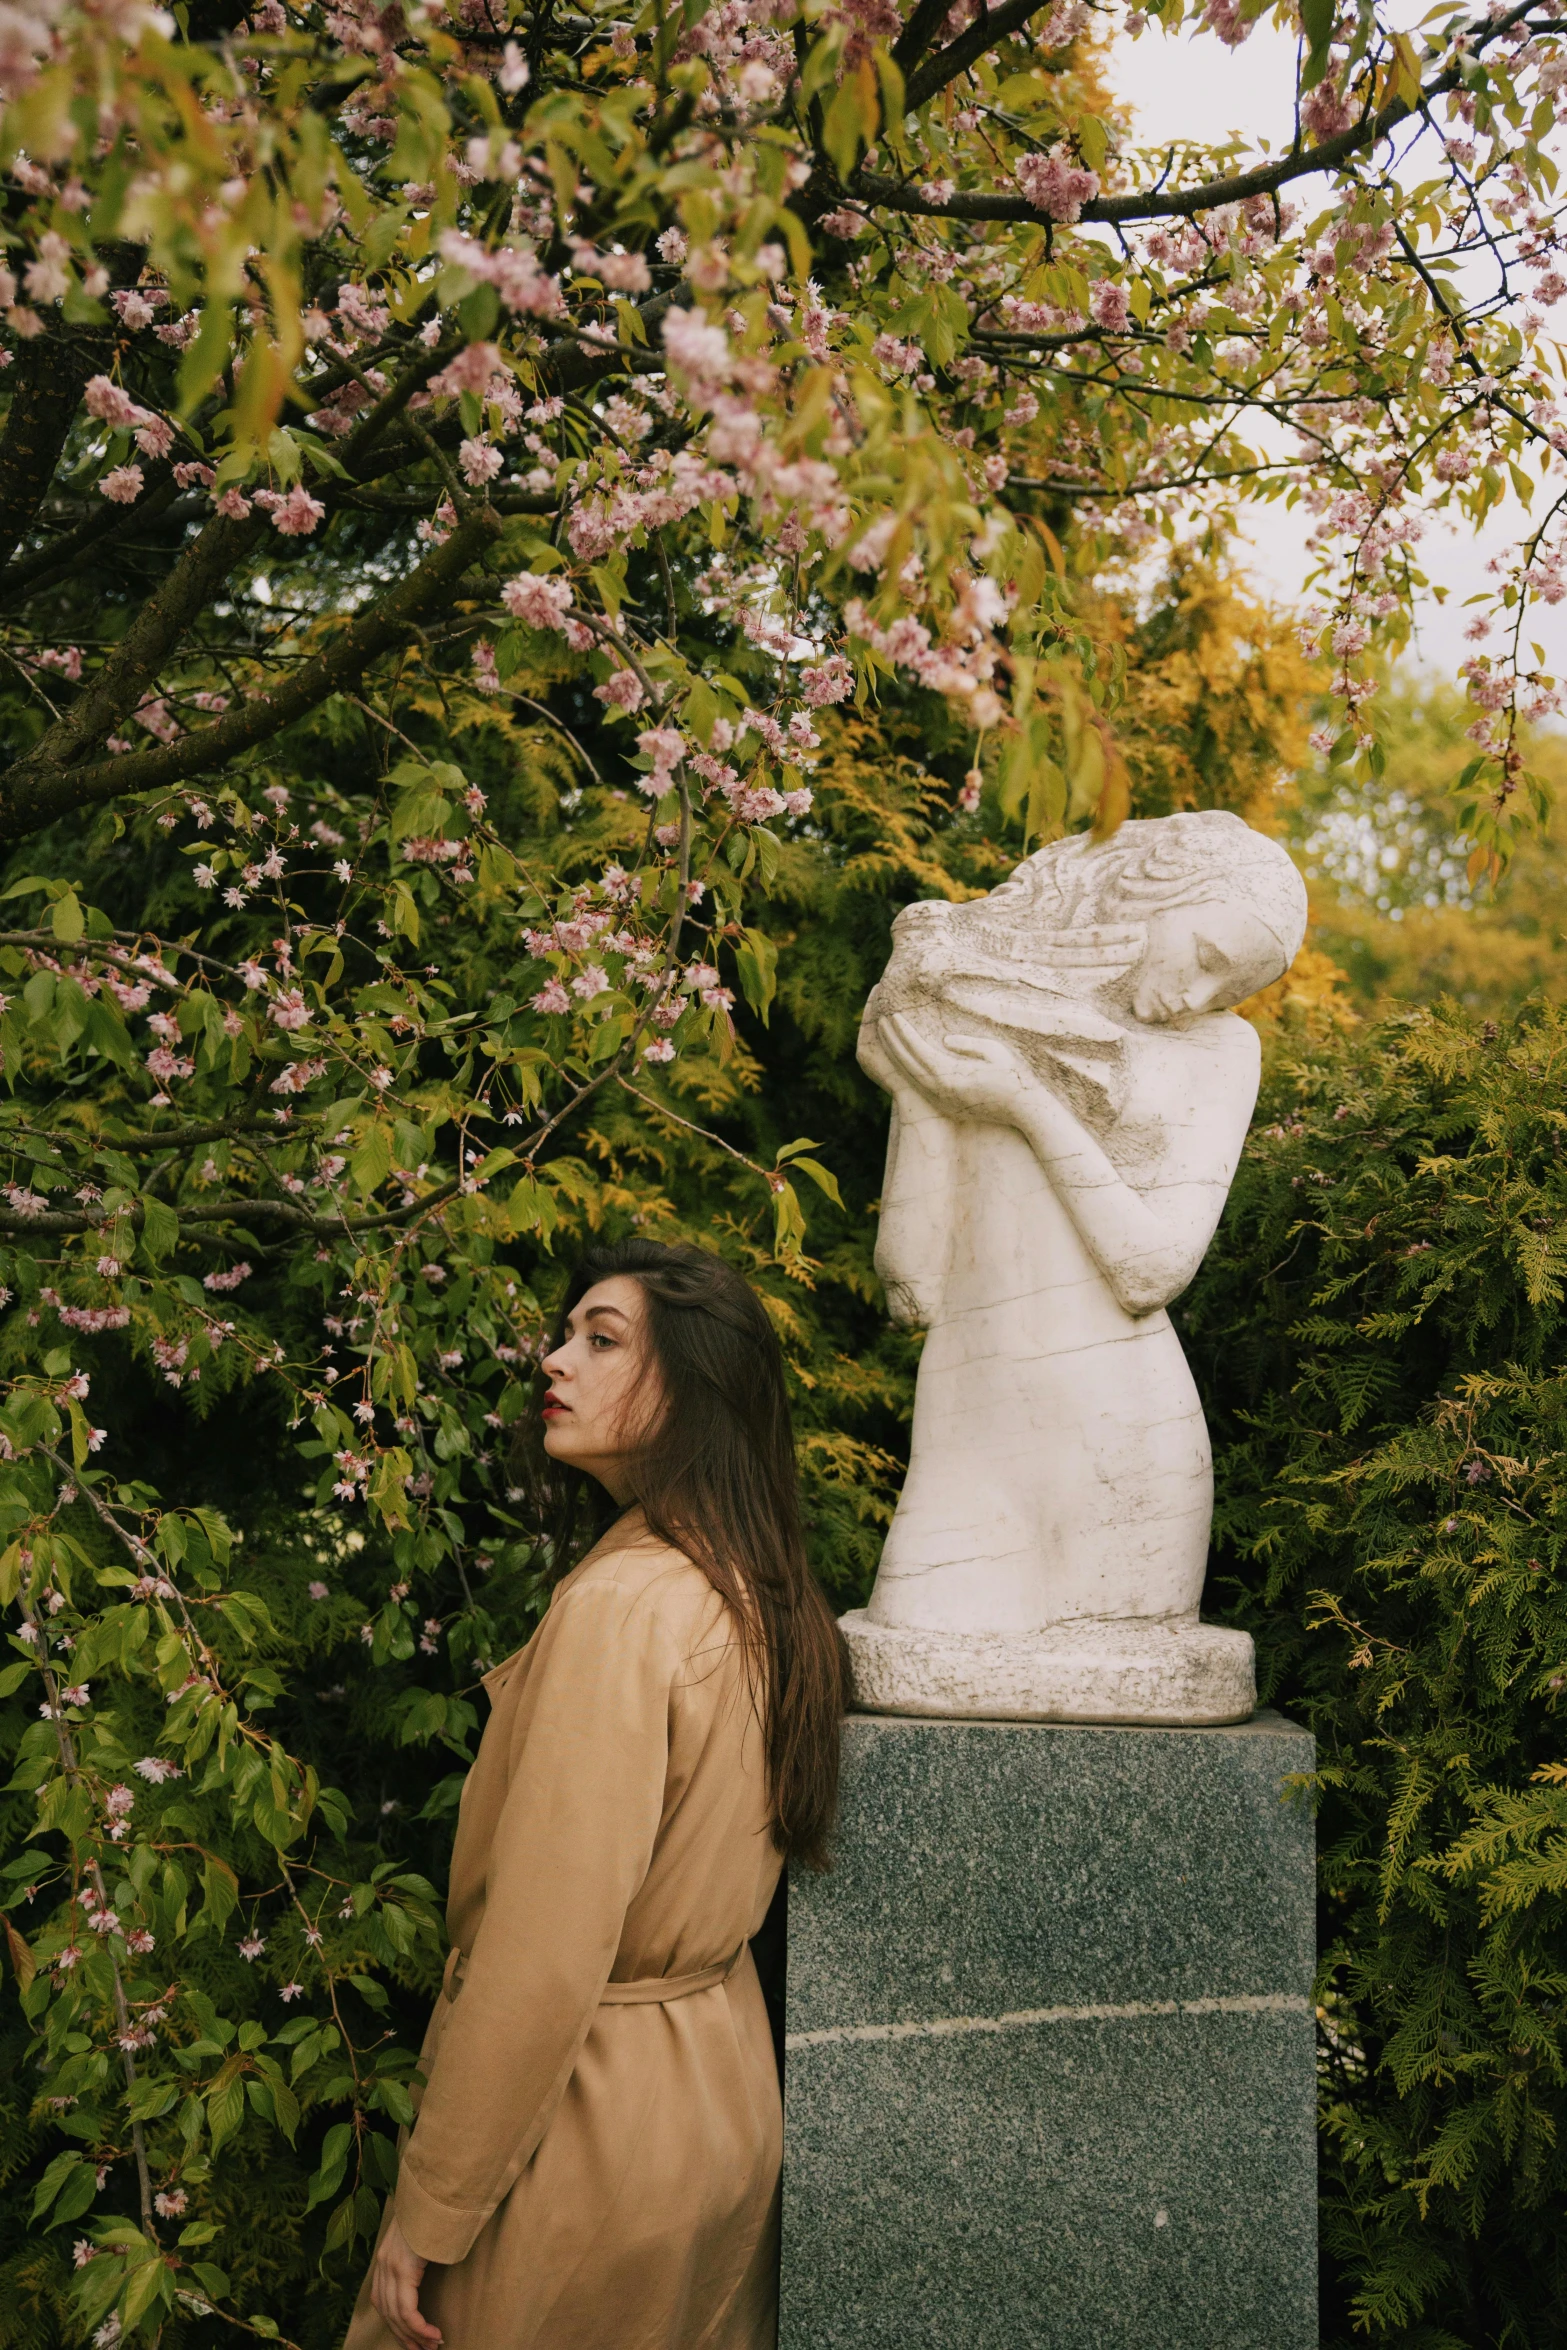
[344,1518,785,2350]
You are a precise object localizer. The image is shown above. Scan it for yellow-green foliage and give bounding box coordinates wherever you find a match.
[1295,675,1567,1015]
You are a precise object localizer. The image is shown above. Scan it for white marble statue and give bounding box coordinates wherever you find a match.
[841,808,1308,1726]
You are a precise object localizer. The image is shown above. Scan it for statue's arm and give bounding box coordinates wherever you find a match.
[874,1011,1257,1322]
[859,1013,955,1329]
[1013,1084,1245,1318]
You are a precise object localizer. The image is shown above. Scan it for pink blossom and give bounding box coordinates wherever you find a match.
[801,656,853,706]
[1015,151,1100,224]
[531,979,571,1015]
[644,1039,676,1063]
[337,281,391,336]
[1090,280,1131,331]
[134,414,174,460]
[459,436,503,486]
[237,1932,265,1960]
[599,250,652,293]
[472,640,502,693]
[203,1262,251,1291]
[502,572,574,630]
[1199,0,1252,44]
[636,726,687,791]
[661,307,733,403]
[98,465,144,505]
[112,287,164,330]
[428,340,505,398]
[134,1756,182,1783]
[84,374,142,427]
[154,2189,187,2218]
[593,668,645,713]
[268,990,311,1032]
[1301,77,1353,141]
[256,486,326,536]
[215,488,253,518]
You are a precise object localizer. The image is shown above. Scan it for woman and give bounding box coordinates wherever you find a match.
[346,1238,847,2350]
[855,809,1308,1636]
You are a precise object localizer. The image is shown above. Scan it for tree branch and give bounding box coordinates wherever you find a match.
[904,0,1057,111]
[871,0,1538,225]
[0,504,504,839]
[0,473,183,606]
[891,0,960,74]
[20,507,266,774]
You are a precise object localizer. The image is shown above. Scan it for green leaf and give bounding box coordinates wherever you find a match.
[822,57,878,182]
[787,1157,844,1210]
[138,1197,180,1261]
[1300,0,1335,89]
[734,928,778,1025]
[50,889,84,945]
[352,1125,394,1196]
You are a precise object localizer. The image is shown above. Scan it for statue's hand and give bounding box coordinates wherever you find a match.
[878,1013,1031,1127]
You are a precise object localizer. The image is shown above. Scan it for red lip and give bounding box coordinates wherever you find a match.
[542,1397,568,1417]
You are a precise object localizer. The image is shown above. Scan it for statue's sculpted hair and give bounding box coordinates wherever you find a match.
[1015,810,1308,964]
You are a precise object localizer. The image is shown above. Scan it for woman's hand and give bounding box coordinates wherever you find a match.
[878,1013,1033,1128]
[368,2214,441,2350]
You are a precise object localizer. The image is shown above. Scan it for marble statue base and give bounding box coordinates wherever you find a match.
[780,1713,1317,2350]
[840,1608,1256,1726]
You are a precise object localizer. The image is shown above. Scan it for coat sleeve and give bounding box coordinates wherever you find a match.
[392,1578,676,2265]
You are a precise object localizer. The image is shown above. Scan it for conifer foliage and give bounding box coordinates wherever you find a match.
[1185,1003,1567,2349]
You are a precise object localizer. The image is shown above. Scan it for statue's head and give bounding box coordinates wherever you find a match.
[894,808,1308,1024]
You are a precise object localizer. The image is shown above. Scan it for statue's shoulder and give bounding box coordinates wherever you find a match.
[1140,1009,1259,1065]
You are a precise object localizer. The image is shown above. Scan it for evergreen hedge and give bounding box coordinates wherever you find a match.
[1185,1001,1567,2350]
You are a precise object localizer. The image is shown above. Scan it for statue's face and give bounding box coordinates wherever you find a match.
[1129,904,1281,1022]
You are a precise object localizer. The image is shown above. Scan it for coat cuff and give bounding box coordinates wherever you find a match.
[393,2160,491,2267]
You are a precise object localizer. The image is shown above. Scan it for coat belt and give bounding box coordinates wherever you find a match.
[442,1943,745,2007]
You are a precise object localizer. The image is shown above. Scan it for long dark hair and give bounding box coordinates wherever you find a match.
[522,1237,848,1870]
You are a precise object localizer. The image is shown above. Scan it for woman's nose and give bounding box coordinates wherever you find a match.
[541,1345,568,1378]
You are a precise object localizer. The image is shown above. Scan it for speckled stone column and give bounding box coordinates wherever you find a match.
[780,1712,1316,2350]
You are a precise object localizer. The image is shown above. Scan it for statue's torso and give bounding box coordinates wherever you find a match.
[867,1012,1255,1635]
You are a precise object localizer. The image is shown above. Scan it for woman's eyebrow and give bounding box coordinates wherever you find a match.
[582,1303,628,1324]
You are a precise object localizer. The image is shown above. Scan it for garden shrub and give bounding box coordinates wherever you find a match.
[1184,1000,1567,2350]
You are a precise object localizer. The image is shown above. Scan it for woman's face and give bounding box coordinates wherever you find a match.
[1128,903,1282,1023]
[540,1275,664,1502]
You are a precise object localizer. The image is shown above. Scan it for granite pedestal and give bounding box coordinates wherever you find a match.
[780,1712,1316,2350]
